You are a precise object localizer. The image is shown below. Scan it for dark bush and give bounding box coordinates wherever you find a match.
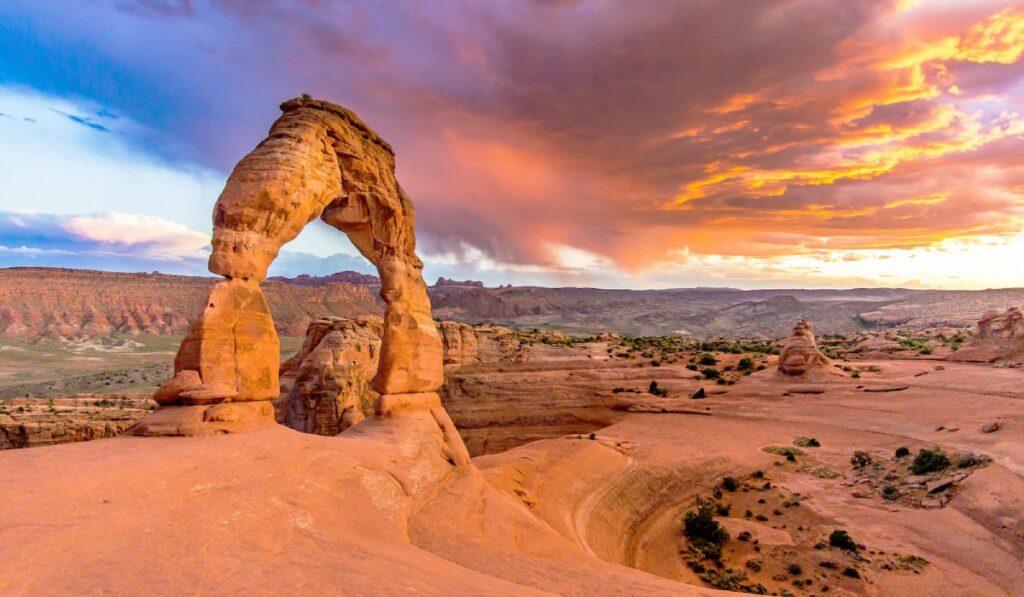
[699,353,718,366]
[895,446,910,458]
[882,485,900,501]
[850,451,872,468]
[842,567,860,579]
[910,448,950,475]
[788,563,802,576]
[721,476,739,492]
[702,367,721,380]
[737,357,754,371]
[829,530,857,552]
[683,503,730,546]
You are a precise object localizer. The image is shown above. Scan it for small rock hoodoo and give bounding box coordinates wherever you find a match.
[131,98,464,461]
[777,319,836,377]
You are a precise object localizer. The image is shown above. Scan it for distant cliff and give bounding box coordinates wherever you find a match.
[0,268,382,340]
[268,270,381,287]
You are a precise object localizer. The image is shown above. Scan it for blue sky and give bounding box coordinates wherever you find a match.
[2,0,1024,289]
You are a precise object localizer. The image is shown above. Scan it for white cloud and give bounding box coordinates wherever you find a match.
[0,211,211,274]
[0,85,225,232]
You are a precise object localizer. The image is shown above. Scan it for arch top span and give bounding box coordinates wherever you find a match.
[130,98,464,465]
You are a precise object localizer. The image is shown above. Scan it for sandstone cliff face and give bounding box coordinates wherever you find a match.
[949,307,1024,363]
[0,395,155,450]
[0,268,381,340]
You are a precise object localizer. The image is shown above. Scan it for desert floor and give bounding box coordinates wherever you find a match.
[1,358,1021,595]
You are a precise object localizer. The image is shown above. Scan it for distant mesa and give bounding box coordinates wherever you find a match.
[776,319,843,379]
[269,270,381,287]
[433,276,484,288]
[949,306,1024,364]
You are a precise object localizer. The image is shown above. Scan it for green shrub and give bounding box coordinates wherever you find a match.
[699,353,718,366]
[895,446,910,458]
[702,367,720,380]
[683,503,730,546]
[910,448,950,475]
[842,566,860,579]
[788,563,802,575]
[882,485,900,500]
[721,476,739,492]
[737,357,753,371]
[686,363,698,371]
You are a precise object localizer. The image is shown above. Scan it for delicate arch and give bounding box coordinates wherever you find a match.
[131,98,455,450]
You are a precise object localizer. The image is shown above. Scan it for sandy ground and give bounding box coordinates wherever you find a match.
[1,358,1022,595]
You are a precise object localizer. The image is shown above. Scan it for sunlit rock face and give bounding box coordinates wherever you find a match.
[276,316,383,436]
[777,320,834,377]
[130,99,462,464]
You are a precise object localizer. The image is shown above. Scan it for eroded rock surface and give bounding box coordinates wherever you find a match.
[777,320,840,378]
[1,395,155,449]
[276,316,383,435]
[949,307,1024,364]
[133,98,459,455]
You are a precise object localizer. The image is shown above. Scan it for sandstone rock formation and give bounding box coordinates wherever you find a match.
[433,277,484,288]
[131,98,467,464]
[776,320,840,378]
[276,316,383,435]
[438,320,479,365]
[268,270,381,287]
[1,395,154,450]
[949,307,1024,363]
[276,317,535,437]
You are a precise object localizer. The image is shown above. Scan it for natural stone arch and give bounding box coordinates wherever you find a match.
[131,98,464,463]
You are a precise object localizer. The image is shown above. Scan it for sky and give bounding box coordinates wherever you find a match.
[0,0,1022,289]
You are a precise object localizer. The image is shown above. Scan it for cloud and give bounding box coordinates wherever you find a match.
[1,1,1023,289]
[0,211,210,274]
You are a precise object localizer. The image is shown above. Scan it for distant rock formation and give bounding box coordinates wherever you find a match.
[0,268,380,341]
[269,270,381,287]
[949,307,1024,363]
[776,320,840,378]
[130,98,469,466]
[434,277,484,288]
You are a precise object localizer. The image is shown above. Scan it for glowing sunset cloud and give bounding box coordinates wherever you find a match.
[0,0,1022,289]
